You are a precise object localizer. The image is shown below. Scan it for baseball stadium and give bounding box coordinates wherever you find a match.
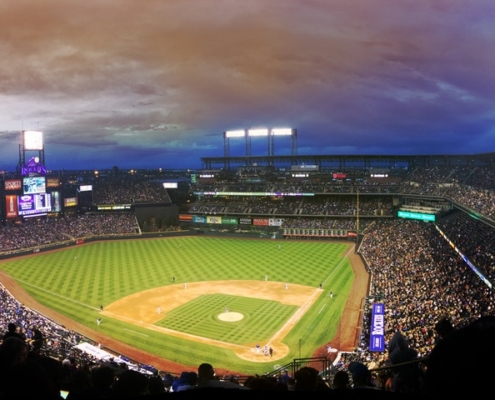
[1,129,495,396]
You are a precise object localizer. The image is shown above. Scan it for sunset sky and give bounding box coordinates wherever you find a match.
[1,1,494,171]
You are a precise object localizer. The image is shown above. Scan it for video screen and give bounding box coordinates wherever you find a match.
[23,176,46,195]
[18,193,52,217]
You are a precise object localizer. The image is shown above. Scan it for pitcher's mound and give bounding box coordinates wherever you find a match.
[218,312,243,322]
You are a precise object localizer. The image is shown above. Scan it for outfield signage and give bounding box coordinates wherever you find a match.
[191,215,240,225]
[179,214,193,221]
[269,218,284,227]
[253,218,270,226]
[192,215,207,223]
[222,217,238,225]
[369,303,385,352]
[207,216,222,224]
[239,218,252,225]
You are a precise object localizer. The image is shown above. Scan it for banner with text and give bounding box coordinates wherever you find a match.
[192,215,207,224]
[206,216,222,224]
[369,302,385,352]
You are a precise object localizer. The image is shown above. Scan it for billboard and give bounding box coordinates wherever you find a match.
[222,217,238,225]
[51,191,62,212]
[47,178,61,188]
[369,303,385,352]
[269,218,284,227]
[17,193,52,216]
[397,210,436,222]
[207,216,222,224]
[23,176,46,195]
[5,180,22,191]
[192,215,207,224]
[97,204,131,211]
[78,185,93,192]
[6,195,18,218]
[64,197,78,207]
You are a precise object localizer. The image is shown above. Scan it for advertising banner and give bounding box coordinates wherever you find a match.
[239,218,252,225]
[5,180,21,191]
[207,216,222,224]
[253,218,269,226]
[6,195,17,218]
[179,214,193,221]
[17,193,52,216]
[192,215,207,224]
[64,197,78,207]
[222,217,238,225]
[47,178,60,188]
[369,303,385,352]
[269,218,284,227]
[51,191,61,212]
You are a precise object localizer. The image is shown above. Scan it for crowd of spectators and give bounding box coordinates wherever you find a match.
[341,217,495,394]
[0,214,139,254]
[191,164,495,220]
[91,180,171,205]
[190,195,395,218]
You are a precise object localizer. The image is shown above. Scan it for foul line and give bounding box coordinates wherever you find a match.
[11,278,98,311]
[102,310,251,351]
[322,244,355,287]
[123,329,149,337]
[266,288,323,347]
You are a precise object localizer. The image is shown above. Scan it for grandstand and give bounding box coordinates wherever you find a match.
[1,150,495,395]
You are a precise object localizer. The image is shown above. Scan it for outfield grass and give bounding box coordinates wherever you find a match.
[0,236,355,374]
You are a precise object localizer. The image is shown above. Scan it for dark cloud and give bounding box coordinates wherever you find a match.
[0,0,494,170]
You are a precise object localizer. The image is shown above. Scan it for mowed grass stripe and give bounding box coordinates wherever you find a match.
[0,237,354,374]
[157,294,297,344]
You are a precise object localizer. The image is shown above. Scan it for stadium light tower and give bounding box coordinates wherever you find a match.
[248,128,269,159]
[271,128,297,157]
[17,130,46,176]
[222,127,298,167]
[224,130,246,169]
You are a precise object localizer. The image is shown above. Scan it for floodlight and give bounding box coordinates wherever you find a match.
[271,128,293,136]
[225,130,245,138]
[23,130,43,150]
[248,128,269,137]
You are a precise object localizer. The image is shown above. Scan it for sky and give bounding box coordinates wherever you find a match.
[1,0,495,172]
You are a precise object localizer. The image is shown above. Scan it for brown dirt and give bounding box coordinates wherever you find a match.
[0,241,369,376]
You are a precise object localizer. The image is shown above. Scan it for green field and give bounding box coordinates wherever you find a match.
[0,236,355,375]
[157,294,299,344]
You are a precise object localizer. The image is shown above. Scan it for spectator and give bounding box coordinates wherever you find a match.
[195,362,249,390]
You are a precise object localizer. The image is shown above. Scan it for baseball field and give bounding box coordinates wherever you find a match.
[0,236,367,376]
